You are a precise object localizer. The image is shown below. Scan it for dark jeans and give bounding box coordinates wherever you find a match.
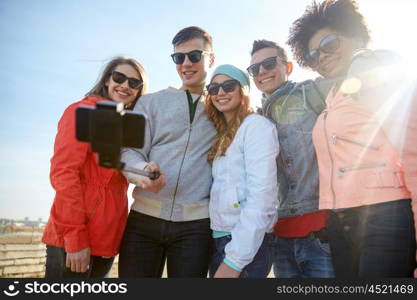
[118,210,212,278]
[209,233,273,278]
[45,246,114,278]
[273,229,335,278]
[327,199,417,278]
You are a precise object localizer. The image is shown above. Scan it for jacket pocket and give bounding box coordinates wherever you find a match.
[331,135,381,151]
[210,186,240,229]
[365,170,406,188]
[219,186,241,227]
[82,183,106,222]
[222,187,241,212]
[338,163,386,177]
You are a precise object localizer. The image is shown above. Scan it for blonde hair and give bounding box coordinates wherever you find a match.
[205,87,253,162]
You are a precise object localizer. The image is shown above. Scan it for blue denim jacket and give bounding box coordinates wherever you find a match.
[262,79,335,218]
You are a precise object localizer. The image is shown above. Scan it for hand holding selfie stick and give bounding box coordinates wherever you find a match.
[122,164,160,180]
[76,101,160,180]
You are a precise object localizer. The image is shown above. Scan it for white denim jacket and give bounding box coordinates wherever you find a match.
[210,114,279,270]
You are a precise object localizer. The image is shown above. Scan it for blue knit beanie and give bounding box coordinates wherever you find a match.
[210,64,250,91]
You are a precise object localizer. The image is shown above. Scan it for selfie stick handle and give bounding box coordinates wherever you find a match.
[122,164,160,180]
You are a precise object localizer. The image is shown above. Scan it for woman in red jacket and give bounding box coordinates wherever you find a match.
[42,57,148,278]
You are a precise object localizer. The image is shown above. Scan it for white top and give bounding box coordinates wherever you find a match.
[209,114,279,270]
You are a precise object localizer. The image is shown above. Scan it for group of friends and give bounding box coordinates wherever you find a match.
[41,0,417,279]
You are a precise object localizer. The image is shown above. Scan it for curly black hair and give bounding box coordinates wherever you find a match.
[287,0,371,68]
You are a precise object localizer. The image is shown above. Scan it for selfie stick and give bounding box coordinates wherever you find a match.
[122,164,160,180]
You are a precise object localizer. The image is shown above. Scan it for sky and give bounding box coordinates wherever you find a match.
[1,0,416,221]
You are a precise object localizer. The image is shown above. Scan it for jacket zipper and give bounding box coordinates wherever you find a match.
[323,110,337,208]
[170,127,192,219]
[331,135,380,150]
[338,163,386,177]
[170,93,197,219]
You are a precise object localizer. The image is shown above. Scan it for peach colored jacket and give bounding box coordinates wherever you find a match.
[312,87,410,210]
[400,86,417,273]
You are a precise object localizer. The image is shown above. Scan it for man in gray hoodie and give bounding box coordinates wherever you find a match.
[119,26,216,278]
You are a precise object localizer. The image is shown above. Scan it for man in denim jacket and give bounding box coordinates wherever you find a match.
[247,39,335,278]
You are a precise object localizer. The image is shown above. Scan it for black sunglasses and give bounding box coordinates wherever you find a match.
[304,34,340,67]
[206,79,240,96]
[247,56,286,77]
[171,50,209,65]
[111,71,143,89]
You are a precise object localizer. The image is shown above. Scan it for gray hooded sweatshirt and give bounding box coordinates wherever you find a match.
[121,87,216,222]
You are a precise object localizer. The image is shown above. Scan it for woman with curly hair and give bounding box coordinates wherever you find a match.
[205,64,278,278]
[287,0,416,278]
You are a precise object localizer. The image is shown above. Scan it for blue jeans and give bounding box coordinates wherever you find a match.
[209,233,273,278]
[118,210,212,278]
[327,199,417,278]
[45,246,114,278]
[272,229,335,278]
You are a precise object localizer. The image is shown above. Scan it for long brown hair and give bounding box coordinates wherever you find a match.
[85,56,148,110]
[206,87,253,162]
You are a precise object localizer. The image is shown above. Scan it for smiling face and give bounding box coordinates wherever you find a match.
[308,27,363,79]
[105,63,141,106]
[174,38,214,94]
[250,47,291,96]
[210,74,242,123]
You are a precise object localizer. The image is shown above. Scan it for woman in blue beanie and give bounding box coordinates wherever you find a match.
[205,64,279,278]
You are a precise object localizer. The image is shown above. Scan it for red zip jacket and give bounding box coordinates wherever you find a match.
[42,96,129,257]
